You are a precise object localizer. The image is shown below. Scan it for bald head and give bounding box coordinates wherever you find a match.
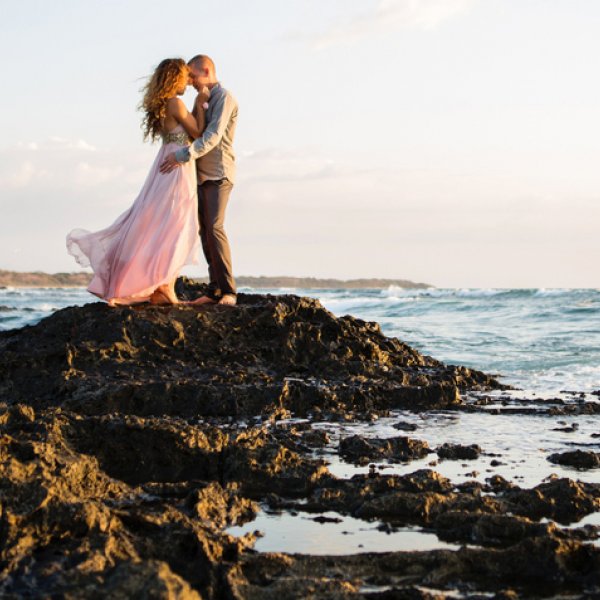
[189,55,216,75]
[187,54,217,90]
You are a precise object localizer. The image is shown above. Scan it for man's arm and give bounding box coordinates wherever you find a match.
[176,92,236,163]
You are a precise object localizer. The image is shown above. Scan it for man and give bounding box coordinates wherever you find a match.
[160,54,238,306]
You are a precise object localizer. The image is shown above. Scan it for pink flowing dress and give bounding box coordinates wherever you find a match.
[66,124,200,304]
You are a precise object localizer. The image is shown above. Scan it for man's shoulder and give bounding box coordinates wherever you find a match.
[213,84,237,105]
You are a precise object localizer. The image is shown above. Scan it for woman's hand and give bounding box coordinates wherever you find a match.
[196,86,210,108]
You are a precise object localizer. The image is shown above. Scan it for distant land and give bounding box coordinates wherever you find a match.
[0,270,431,289]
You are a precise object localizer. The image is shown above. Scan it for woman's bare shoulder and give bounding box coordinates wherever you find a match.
[166,97,187,115]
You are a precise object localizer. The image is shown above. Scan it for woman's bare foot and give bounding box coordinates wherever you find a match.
[108,297,148,307]
[218,294,237,306]
[151,285,179,305]
[150,290,169,305]
[189,295,217,305]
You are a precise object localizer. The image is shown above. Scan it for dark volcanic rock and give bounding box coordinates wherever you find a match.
[392,420,419,431]
[0,294,499,420]
[548,449,600,469]
[339,434,431,465]
[437,442,482,460]
[228,535,600,598]
[552,422,579,432]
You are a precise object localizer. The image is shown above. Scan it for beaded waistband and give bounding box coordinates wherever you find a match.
[162,131,190,146]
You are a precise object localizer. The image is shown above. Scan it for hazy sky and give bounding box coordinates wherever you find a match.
[1,0,599,287]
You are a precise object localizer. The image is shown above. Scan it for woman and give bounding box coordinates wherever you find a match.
[67,58,206,305]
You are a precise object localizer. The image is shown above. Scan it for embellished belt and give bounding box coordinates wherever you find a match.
[162,131,190,146]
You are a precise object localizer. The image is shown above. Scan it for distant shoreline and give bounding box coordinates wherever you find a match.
[0,269,431,289]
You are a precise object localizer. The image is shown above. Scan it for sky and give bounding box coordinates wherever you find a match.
[0,0,599,287]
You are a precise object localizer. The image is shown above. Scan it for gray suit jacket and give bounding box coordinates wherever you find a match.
[175,83,238,184]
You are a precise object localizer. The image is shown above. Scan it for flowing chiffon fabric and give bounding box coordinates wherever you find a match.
[67,125,200,304]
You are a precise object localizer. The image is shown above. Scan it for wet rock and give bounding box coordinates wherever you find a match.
[436,443,482,460]
[228,535,600,598]
[392,420,419,431]
[311,515,343,524]
[298,428,330,448]
[548,449,600,469]
[500,478,600,524]
[339,435,431,465]
[434,511,557,546]
[552,422,579,432]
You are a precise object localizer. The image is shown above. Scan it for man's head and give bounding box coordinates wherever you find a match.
[188,55,217,90]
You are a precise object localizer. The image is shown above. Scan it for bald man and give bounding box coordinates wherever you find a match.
[160,54,238,306]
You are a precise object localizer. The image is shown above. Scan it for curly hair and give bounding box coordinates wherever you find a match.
[139,58,188,142]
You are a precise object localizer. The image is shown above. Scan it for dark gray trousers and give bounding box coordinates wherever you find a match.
[198,179,236,298]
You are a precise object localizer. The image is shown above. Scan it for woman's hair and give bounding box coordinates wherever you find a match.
[140,58,188,142]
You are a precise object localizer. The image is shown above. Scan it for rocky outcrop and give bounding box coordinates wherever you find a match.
[1,292,599,598]
[0,293,498,420]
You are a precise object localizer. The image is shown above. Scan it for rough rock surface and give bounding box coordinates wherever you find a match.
[548,449,600,469]
[1,291,599,598]
[0,293,497,421]
[339,435,431,465]
[436,443,482,460]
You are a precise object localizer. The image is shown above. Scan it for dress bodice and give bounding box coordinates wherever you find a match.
[161,124,190,146]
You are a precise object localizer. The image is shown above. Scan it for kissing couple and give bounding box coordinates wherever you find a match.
[67,55,238,307]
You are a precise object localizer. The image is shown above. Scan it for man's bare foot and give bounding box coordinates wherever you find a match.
[218,294,237,306]
[188,295,217,305]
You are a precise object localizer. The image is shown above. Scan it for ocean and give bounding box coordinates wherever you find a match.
[2,286,598,396]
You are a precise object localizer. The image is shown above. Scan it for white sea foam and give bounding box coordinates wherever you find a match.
[35,303,58,312]
[534,288,571,297]
[381,287,512,300]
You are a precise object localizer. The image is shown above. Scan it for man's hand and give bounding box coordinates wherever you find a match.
[159,152,181,174]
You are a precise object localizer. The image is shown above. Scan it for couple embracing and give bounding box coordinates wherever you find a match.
[67,55,238,307]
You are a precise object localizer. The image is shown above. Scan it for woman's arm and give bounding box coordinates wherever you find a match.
[166,97,202,140]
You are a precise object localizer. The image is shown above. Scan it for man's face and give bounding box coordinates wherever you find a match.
[188,65,209,91]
